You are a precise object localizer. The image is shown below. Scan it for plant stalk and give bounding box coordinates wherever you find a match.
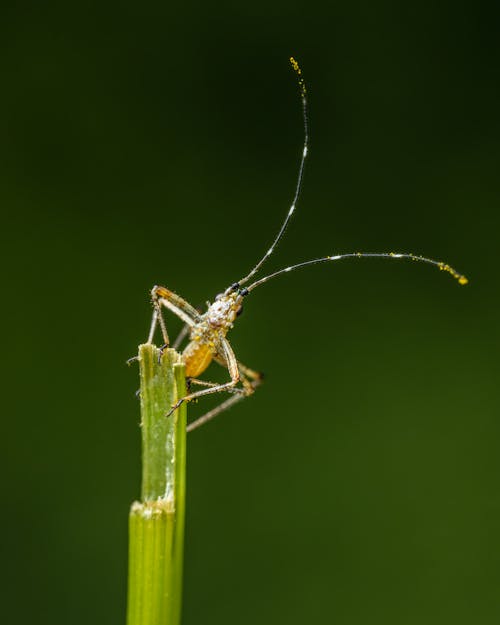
[126,344,186,625]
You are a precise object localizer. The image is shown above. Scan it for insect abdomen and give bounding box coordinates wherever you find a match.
[183,341,215,377]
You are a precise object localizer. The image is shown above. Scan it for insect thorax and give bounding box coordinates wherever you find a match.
[181,293,242,378]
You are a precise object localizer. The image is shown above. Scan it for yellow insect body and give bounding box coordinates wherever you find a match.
[183,342,215,378]
[181,291,243,378]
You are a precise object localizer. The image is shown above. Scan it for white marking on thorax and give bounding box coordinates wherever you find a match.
[207,298,235,328]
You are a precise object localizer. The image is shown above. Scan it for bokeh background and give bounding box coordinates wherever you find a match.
[2,1,499,624]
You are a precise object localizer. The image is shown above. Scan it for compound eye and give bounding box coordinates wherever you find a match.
[236,304,243,317]
[215,293,224,301]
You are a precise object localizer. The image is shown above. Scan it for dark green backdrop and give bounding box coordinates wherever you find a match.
[2,2,499,624]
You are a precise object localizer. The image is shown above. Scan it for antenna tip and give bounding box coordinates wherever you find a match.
[437,261,468,285]
[289,56,307,96]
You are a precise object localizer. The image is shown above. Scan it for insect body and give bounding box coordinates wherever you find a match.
[149,283,258,431]
[147,58,467,432]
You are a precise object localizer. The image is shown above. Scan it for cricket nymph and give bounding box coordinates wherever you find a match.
[145,57,466,433]
[151,284,249,382]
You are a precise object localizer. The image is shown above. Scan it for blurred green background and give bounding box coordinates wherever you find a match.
[1,1,499,624]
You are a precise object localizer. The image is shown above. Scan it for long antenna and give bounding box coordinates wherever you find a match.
[247,252,468,291]
[237,57,309,287]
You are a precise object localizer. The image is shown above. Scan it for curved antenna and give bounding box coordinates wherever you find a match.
[237,57,309,287]
[247,252,468,292]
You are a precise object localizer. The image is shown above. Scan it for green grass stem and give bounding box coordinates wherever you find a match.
[126,344,187,625]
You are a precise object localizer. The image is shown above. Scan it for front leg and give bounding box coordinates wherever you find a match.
[166,337,240,417]
[148,285,200,346]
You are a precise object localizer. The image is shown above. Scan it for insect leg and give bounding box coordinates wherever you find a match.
[147,308,160,344]
[186,394,248,432]
[237,361,264,392]
[214,354,264,393]
[166,337,240,417]
[188,378,245,394]
[188,379,219,388]
[149,286,199,346]
[152,286,202,322]
[188,378,239,389]
[172,322,191,350]
[187,371,262,432]
[147,296,171,346]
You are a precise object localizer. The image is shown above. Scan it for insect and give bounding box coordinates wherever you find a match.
[147,57,467,432]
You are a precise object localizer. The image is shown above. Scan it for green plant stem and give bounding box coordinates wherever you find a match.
[126,344,187,625]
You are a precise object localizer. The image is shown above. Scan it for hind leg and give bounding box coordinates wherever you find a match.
[186,361,263,432]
